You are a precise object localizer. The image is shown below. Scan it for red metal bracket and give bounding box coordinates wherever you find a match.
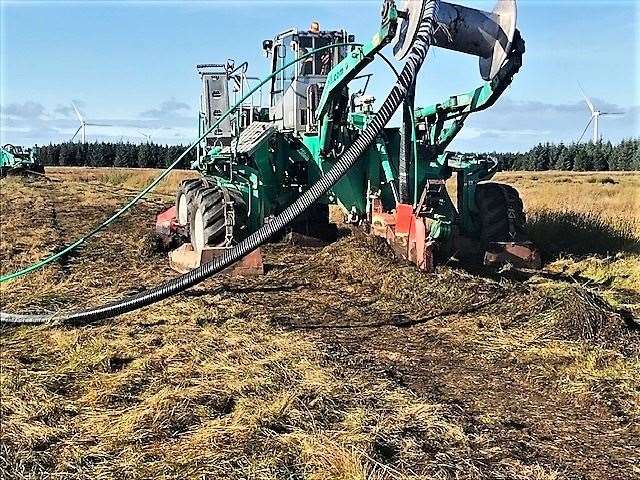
[156,206,180,238]
[371,200,435,272]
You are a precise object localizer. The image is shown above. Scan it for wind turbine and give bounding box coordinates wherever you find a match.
[70,102,112,143]
[138,130,152,144]
[577,84,624,143]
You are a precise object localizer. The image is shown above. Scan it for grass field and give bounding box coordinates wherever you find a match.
[1,168,639,479]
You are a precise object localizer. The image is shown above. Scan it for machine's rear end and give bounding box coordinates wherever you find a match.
[1,144,44,177]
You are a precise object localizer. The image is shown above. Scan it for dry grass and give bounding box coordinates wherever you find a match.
[494,171,640,260]
[0,288,473,478]
[45,166,197,199]
[495,171,640,233]
[1,169,639,479]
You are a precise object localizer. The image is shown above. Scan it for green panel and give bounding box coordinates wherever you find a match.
[1,145,39,170]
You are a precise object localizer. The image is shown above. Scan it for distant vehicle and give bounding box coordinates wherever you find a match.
[0,144,45,176]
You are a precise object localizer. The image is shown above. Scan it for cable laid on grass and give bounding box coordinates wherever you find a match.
[1,0,439,324]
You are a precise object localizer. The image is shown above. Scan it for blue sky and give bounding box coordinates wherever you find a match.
[1,0,638,152]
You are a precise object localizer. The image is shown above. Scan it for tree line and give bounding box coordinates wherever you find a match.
[488,138,640,172]
[35,138,640,171]
[37,142,197,170]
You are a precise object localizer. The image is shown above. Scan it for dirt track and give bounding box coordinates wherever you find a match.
[1,172,639,479]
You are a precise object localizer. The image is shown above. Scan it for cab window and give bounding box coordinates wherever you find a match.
[271,36,296,105]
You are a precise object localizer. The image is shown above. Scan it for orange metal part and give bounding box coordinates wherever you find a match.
[169,243,264,276]
[371,199,435,272]
[484,242,542,270]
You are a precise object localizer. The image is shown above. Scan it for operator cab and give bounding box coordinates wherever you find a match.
[263,23,354,132]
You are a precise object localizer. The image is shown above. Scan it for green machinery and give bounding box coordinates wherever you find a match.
[166,0,540,271]
[1,0,542,325]
[0,144,44,177]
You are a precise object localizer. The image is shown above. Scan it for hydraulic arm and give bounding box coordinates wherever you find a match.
[316,3,399,154]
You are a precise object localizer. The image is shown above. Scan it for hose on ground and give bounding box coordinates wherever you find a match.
[0,0,439,325]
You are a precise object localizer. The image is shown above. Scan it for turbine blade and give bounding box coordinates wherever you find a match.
[578,82,595,114]
[578,116,594,143]
[600,112,625,116]
[86,123,113,127]
[71,101,84,122]
[70,125,82,141]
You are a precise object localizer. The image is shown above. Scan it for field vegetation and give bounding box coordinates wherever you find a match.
[1,168,638,479]
[32,138,640,172]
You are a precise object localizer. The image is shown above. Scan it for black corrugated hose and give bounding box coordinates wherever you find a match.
[1,0,439,325]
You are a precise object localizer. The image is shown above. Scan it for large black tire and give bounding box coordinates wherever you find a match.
[476,182,527,245]
[190,185,247,251]
[175,178,204,227]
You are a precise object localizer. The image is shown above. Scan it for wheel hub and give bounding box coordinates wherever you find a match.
[178,195,189,225]
[193,206,206,252]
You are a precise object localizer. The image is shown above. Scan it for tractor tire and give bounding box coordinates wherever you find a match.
[476,182,527,245]
[175,178,204,227]
[190,185,247,251]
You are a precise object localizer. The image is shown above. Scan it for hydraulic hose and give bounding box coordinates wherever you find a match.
[1,0,439,325]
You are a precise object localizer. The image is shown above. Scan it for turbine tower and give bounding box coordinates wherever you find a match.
[578,84,624,143]
[70,102,112,143]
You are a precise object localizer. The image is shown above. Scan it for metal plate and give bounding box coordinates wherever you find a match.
[480,0,517,81]
[393,0,427,60]
[220,122,275,156]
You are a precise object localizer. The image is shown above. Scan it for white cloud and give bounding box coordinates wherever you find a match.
[451,98,639,152]
[1,101,46,120]
[1,99,196,145]
[141,99,191,119]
